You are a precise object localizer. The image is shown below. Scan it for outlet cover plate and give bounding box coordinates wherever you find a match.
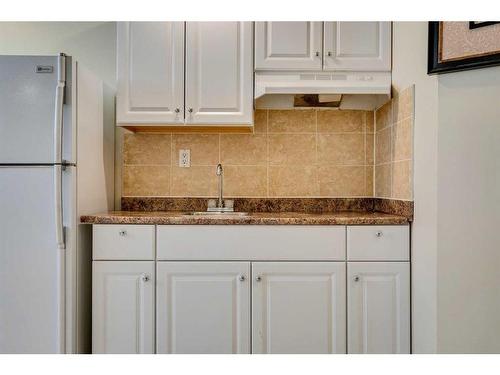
[179,149,191,167]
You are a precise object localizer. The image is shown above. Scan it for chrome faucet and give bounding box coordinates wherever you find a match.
[216,163,224,209]
[207,163,234,212]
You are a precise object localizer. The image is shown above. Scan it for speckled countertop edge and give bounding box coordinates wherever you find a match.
[81,211,410,225]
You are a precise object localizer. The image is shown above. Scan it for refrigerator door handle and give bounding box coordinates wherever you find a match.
[53,53,66,164]
[54,165,65,250]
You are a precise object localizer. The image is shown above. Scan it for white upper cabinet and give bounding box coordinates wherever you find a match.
[92,261,155,354]
[255,22,323,70]
[185,22,253,125]
[323,22,391,71]
[252,262,346,354]
[255,22,391,72]
[116,22,184,124]
[156,262,251,354]
[347,262,410,354]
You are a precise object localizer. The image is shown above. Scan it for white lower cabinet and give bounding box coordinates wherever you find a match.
[92,224,410,354]
[252,262,346,354]
[347,262,410,354]
[156,262,250,354]
[92,261,155,354]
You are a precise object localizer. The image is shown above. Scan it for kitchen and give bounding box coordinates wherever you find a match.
[1,1,500,369]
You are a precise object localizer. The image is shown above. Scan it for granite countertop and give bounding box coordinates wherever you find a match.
[80,210,410,225]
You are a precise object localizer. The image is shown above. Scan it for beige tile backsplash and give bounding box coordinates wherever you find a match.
[374,85,414,200]
[121,99,413,199]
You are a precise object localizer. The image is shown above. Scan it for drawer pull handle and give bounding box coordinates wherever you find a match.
[238,275,246,282]
[118,230,127,236]
[255,276,262,282]
[141,274,150,282]
[375,231,383,238]
[354,275,360,282]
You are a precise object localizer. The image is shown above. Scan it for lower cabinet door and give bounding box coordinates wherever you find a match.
[347,262,410,354]
[156,262,251,353]
[252,262,346,354]
[92,261,155,354]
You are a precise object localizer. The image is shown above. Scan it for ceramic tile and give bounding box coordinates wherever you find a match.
[123,166,170,196]
[375,164,391,198]
[375,101,392,131]
[365,166,374,196]
[224,166,267,197]
[366,133,374,164]
[365,111,375,133]
[268,166,319,197]
[268,134,316,165]
[375,126,392,164]
[393,117,413,161]
[123,134,171,165]
[220,134,267,165]
[268,109,316,133]
[253,109,268,133]
[392,160,412,200]
[171,166,218,196]
[317,134,365,165]
[317,110,365,133]
[318,166,366,197]
[394,86,414,123]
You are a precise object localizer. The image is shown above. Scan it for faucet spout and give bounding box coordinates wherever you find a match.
[216,164,223,209]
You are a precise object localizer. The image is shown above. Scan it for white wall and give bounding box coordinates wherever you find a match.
[392,22,439,353]
[436,67,500,353]
[394,22,500,353]
[0,22,116,88]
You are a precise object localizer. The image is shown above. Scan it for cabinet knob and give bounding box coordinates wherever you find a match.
[238,275,245,282]
[354,275,360,282]
[174,108,180,113]
[327,51,332,57]
[141,274,150,282]
[315,51,320,57]
[375,231,383,238]
[118,230,127,236]
[188,108,193,113]
[255,275,262,282]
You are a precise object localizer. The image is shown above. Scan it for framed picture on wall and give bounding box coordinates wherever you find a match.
[428,21,500,74]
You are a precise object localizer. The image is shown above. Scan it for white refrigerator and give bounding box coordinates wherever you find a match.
[0,55,114,353]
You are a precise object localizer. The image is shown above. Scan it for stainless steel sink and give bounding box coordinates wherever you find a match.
[183,211,249,217]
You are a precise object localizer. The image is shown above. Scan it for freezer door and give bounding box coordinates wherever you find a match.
[0,55,68,164]
[0,166,65,353]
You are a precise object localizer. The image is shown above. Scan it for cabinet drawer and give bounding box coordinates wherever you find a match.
[157,225,346,261]
[347,225,409,261]
[93,224,155,260]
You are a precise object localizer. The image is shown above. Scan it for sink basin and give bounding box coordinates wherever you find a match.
[183,211,249,217]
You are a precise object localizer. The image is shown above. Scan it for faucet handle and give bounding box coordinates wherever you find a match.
[224,199,234,209]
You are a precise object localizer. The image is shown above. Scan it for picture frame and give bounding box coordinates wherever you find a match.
[428,21,500,74]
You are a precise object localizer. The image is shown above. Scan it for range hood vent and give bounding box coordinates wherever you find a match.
[294,94,343,108]
[255,71,391,99]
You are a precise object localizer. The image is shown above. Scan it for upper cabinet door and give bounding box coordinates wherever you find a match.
[116,22,184,124]
[323,22,391,71]
[185,22,253,125]
[255,22,323,70]
[347,262,410,354]
[156,262,251,354]
[252,262,346,354]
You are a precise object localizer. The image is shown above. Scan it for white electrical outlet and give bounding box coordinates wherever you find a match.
[179,149,191,167]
